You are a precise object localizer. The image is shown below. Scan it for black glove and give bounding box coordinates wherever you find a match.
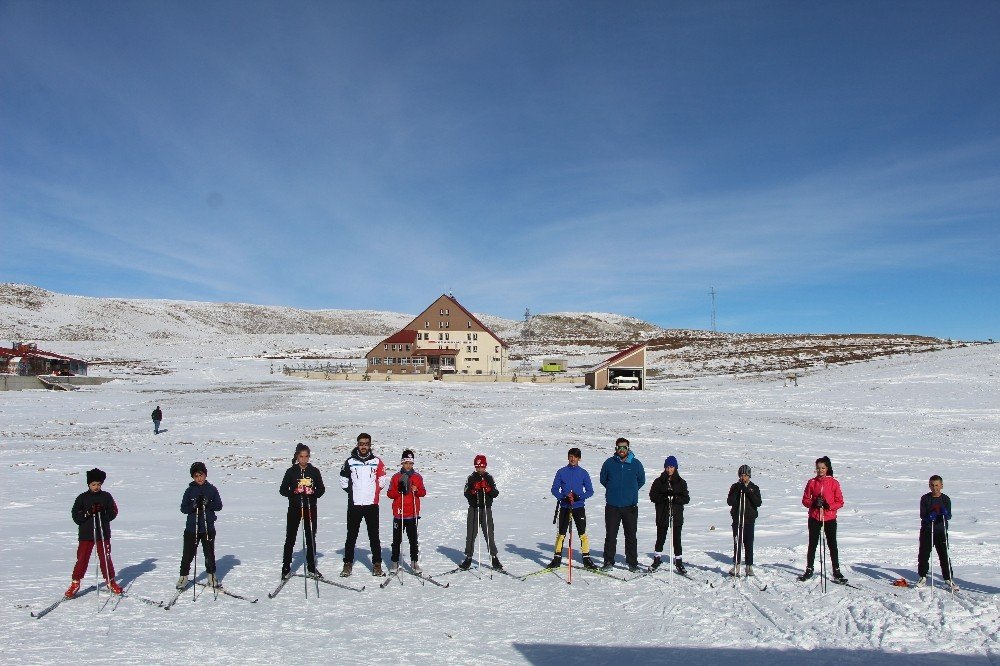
[195,495,207,509]
[398,480,409,495]
[812,496,828,510]
[91,502,103,515]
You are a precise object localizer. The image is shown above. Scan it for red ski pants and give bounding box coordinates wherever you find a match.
[71,539,116,582]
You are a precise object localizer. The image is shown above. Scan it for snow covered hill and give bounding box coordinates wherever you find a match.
[0,283,969,378]
[1,334,997,663]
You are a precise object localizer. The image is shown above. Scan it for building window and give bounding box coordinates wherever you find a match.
[474,346,478,352]
[384,344,388,350]
[467,320,472,328]
[438,333,443,340]
[495,346,500,353]
[467,333,472,341]
[444,333,450,341]
[425,321,429,328]
[406,344,410,351]
[473,333,478,340]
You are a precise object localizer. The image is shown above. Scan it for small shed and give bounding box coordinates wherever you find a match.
[541,358,569,373]
[585,343,647,390]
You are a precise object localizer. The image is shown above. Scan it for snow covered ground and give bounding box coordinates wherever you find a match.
[1,341,998,664]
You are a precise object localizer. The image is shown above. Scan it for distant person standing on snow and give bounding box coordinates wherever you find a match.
[599,437,645,572]
[151,406,163,434]
[798,455,846,583]
[548,447,596,569]
[916,474,957,590]
[339,433,387,577]
[727,464,762,576]
[649,455,690,574]
[279,443,326,579]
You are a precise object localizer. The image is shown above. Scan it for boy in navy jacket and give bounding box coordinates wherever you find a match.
[917,474,956,590]
[177,461,223,589]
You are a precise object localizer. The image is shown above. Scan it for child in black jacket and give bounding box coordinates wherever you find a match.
[727,464,762,576]
[460,454,502,571]
[177,461,224,589]
[649,456,690,574]
[66,468,122,597]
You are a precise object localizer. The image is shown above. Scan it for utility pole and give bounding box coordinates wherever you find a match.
[709,287,717,333]
[522,308,533,339]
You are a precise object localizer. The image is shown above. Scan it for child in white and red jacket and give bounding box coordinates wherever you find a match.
[799,455,846,582]
[386,449,426,573]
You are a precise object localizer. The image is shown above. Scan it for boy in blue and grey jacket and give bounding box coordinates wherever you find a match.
[548,447,596,569]
[177,461,223,589]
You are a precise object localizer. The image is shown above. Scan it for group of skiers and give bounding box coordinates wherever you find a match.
[63,436,958,599]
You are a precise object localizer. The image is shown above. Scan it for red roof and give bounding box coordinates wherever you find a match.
[383,330,419,344]
[0,345,83,362]
[589,342,647,372]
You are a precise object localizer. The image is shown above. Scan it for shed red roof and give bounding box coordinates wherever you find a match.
[589,342,647,372]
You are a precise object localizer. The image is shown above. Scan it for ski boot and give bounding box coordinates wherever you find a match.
[459,557,472,570]
[832,569,848,584]
[176,575,189,589]
[281,564,291,580]
[64,580,81,598]
[411,562,422,574]
[600,561,615,572]
[651,556,662,571]
[207,574,219,589]
[390,561,400,573]
[674,558,687,575]
[107,580,123,595]
[307,568,324,579]
[745,565,755,577]
[945,579,959,592]
[798,567,814,582]
[582,555,597,570]
[491,556,504,571]
[372,563,385,577]
[340,562,353,578]
[728,565,739,577]
[628,563,640,573]
[545,555,562,569]
[915,576,927,587]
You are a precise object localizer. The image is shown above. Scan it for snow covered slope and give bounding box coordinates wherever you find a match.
[1,338,997,663]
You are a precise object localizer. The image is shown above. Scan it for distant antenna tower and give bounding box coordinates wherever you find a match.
[709,287,717,332]
[522,307,533,339]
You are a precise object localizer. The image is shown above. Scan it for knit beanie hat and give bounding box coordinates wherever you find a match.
[474,454,488,468]
[401,449,415,463]
[665,455,678,469]
[190,461,207,477]
[86,468,107,484]
[738,464,751,477]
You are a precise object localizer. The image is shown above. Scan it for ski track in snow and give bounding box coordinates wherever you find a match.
[1,342,998,664]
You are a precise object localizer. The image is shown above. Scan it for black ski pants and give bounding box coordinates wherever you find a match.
[917,521,951,579]
[654,505,684,558]
[732,518,755,566]
[391,517,419,563]
[344,504,382,564]
[180,529,217,575]
[282,502,318,570]
[806,517,839,570]
[602,504,639,568]
[464,505,499,557]
[557,506,587,536]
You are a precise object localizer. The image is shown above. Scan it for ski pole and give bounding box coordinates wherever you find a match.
[481,487,493,579]
[299,494,308,598]
[943,517,955,594]
[95,506,112,593]
[667,496,673,580]
[552,499,559,525]
[193,502,200,601]
[929,518,935,592]
[735,488,746,575]
[306,499,318,597]
[819,506,827,593]
[567,505,574,585]
[93,511,101,611]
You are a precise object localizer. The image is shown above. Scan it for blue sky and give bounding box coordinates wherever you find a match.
[2,1,998,339]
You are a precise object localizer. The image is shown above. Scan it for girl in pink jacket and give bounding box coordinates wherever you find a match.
[798,456,846,582]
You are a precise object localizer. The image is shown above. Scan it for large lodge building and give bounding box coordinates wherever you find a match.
[365,295,508,376]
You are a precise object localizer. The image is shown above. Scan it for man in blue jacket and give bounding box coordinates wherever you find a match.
[547,447,596,569]
[599,437,646,572]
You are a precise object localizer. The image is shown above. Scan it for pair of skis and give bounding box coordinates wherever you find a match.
[380,567,450,589]
[33,584,163,618]
[166,580,259,609]
[267,572,365,599]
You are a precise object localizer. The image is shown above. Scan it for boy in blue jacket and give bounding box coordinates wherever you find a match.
[547,447,596,569]
[177,461,223,589]
[599,437,646,572]
[917,474,957,590]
